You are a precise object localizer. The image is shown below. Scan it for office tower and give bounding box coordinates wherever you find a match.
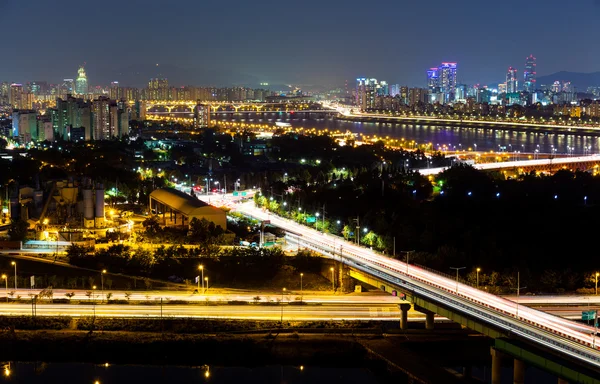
[438,63,457,102]
[390,84,400,97]
[523,55,536,92]
[427,63,457,103]
[455,84,467,101]
[92,96,111,140]
[75,66,88,94]
[427,68,439,92]
[506,67,518,94]
[9,84,23,109]
[148,78,169,100]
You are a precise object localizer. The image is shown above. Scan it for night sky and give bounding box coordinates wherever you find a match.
[1,0,599,88]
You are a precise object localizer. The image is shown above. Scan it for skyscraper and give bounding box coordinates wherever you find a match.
[75,66,88,94]
[355,78,379,110]
[506,67,518,94]
[523,55,536,92]
[427,68,439,92]
[427,63,457,103]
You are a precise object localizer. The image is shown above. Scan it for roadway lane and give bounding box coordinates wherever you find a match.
[0,303,414,321]
[232,201,600,368]
[1,289,402,305]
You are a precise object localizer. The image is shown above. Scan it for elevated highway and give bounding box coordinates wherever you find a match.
[419,155,600,176]
[234,201,600,378]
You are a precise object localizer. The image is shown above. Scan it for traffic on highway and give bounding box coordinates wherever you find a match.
[234,201,600,369]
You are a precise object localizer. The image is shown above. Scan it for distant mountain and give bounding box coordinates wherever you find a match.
[536,71,600,90]
[103,64,261,88]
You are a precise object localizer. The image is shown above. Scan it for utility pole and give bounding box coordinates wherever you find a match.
[393,237,396,258]
[354,216,360,245]
[224,174,227,195]
[404,250,414,273]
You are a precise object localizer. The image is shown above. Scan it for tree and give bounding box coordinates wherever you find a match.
[8,219,29,242]
[342,225,353,240]
[65,292,75,301]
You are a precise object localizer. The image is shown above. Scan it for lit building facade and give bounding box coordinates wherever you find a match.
[506,67,518,94]
[523,55,536,92]
[75,66,88,94]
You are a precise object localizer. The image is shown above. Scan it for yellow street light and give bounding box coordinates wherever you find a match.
[476,268,481,288]
[43,218,49,225]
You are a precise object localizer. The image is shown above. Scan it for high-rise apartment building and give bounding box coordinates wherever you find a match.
[506,67,518,94]
[75,66,88,94]
[147,78,169,100]
[427,68,439,92]
[523,55,536,92]
[9,84,23,109]
[92,96,111,140]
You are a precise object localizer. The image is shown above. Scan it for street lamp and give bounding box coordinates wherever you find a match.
[101,269,106,302]
[204,277,208,292]
[199,265,204,294]
[280,287,287,323]
[330,267,335,291]
[449,267,465,293]
[300,273,304,296]
[476,268,481,288]
[11,262,16,290]
[1,274,6,302]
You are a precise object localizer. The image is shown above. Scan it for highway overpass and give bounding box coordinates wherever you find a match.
[234,201,600,382]
[418,155,600,176]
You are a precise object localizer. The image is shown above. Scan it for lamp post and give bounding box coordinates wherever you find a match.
[280,287,286,323]
[92,285,97,317]
[1,274,6,302]
[330,267,335,291]
[101,269,106,302]
[449,267,465,293]
[204,277,208,292]
[404,250,414,274]
[476,268,481,288]
[300,273,303,296]
[11,262,16,290]
[199,265,204,294]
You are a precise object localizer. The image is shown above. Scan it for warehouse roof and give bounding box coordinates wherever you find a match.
[149,188,218,216]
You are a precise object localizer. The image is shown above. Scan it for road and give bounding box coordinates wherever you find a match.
[1,288,402,304]
[231,201,600,368]
[0,302,412,321]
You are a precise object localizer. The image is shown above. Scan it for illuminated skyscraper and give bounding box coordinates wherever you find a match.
[506,67,518,94]
[75,66,88,94]
[427,68,439,92]
[427,63,457,103]
[523,55,536,92]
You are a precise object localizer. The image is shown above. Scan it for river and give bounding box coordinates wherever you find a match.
[215,114,600,155]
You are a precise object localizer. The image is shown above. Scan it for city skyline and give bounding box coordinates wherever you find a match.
[1,0,600,88]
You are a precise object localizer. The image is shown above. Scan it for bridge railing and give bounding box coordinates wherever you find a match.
[413,263,475,288]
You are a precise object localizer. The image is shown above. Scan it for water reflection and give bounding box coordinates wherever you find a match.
[216,115,600,155]
[0,362,381,384]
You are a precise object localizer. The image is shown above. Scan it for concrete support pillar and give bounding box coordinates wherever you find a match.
[399,303,411,330]
[414,305,435,330]
[490,347,503,384]
[557,379,568,384]
[513,358,525,384]
[425,311,435,330]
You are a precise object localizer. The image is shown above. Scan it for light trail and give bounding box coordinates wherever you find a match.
[234,201,600,368]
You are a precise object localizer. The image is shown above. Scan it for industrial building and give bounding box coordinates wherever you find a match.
[149,188,226,229]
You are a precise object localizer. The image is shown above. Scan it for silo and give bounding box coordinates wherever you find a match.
[94,183,105,228]
[83,188,94,228]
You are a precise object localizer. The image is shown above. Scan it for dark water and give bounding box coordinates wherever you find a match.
[0,361,566,383]
[215,114,600,155]
[0,363,380,384]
